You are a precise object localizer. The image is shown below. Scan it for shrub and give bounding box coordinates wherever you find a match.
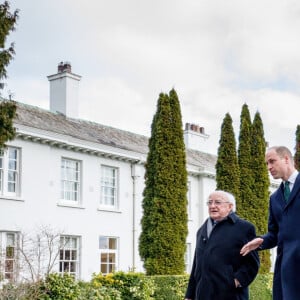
[0,281,45,300]
[151,275,189,300]
[92,271,155,300]
[39,273,81,300]
[249,273,273,300]
[0,272,273,299]
[78,281,121,300]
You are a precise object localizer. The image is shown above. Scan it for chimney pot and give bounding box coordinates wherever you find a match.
[57,61,72,73]
[58,61,64,73]
[184,122,210,152]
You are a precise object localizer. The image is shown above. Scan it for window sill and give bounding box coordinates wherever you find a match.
[97,207,121,213]
[0,195,24,202]
[57,201,85,209]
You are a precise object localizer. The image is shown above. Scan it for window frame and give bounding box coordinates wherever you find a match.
[0,147,21,198]
[59,235,80,279]
[0,231,18,282]
[187,180,192,217]
[100,165,119,210]
[60,157,81,204]
[99,236,119,275]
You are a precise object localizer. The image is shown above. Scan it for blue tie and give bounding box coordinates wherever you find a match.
[284,181,291,201]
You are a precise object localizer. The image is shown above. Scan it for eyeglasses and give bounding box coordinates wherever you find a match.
[206,200,230,206]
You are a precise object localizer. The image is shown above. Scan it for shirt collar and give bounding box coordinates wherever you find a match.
[287,170,299,185]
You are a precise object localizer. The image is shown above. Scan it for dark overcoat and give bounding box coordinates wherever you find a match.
[185,213,259,300]
[261,173,300,300]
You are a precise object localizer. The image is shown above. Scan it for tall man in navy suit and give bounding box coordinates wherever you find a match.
[241,146,300,300]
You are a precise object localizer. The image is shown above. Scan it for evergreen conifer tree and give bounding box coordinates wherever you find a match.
[215,113,240,200]
[216,104,271,273]
[0,1,19,83]
[294,125,300,170]
[251,111,271,273]
[237,104,254,218]
[139,89,188,275]
[0,99,17,149]
[0,1,18,149]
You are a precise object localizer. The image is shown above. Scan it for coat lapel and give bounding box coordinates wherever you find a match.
[285,173,300,207]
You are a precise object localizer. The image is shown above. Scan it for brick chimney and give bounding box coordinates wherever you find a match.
[47,62,81,118]
[184,122,209,152]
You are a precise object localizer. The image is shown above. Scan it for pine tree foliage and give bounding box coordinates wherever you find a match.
[0,1,19,82]
[139,89,188,275]
[0,2,18,149]
[0,99,16,149]
[215,113,240,200]
[237,103,254,218]
[251,112,271,273]
[294,125,300,170]
[217,104,272,273]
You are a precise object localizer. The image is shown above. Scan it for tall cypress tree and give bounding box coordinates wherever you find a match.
[0,2,18,149]
[0,1,19,84]
[139,92,165,274]
[166,89,188,273]
[294,125,300,170]
[237,103,254,218]
[215,113,240,200]
[139,89,188,275]
[251,111,271,273]
[0,100,17,149]
[217,104,271,272]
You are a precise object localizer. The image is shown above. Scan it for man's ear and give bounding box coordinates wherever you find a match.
[284,154,290,163]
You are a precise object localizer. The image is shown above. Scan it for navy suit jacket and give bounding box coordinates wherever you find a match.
[261,173,300,300]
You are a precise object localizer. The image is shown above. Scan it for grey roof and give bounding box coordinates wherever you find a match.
[14,102,217,170]
[186,148,217,172]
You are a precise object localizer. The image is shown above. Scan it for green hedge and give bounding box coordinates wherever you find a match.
[250,273,273,300]
[151,275,189,300]
[91,271,155,300]
[151,273,272,300]
[0,272,272,299]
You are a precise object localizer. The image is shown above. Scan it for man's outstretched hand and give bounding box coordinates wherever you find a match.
[240,237,263,256]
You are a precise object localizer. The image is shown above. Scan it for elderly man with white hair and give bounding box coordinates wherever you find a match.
[185,190,260,300]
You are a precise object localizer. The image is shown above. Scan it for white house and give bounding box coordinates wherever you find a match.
[0,62,276,283]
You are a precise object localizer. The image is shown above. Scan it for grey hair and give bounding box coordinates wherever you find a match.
[224,191,236,212]
[210,190,236,212]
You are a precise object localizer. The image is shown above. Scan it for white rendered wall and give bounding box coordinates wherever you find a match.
[1,135,277,280]
[0,138,145,280]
